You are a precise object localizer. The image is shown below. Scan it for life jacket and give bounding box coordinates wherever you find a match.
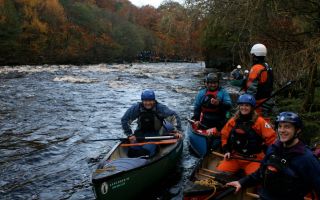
[262,150,305,199]
[138,104,163,134]
[228,120,263,155]
[201,89,220,113]
[256,63,274,100]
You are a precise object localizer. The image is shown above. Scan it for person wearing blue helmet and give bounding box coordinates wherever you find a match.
[217,94,276,175]
[121,89,182,157]
[227,111,320,199]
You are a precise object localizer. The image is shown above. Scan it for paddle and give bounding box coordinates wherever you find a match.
[255,80,294,108]
[212,187,236,200]
[83,135,176,142]
[120,139,178,147]
[212,151,262,163]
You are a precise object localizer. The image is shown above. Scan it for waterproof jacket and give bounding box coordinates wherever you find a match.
[239,140,320,200]
[245,63,273,101]
[121,102,182,136]
[193,87,232,121]
[221,115,276,154]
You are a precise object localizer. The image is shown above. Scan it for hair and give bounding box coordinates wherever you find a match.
[233,106,259,123]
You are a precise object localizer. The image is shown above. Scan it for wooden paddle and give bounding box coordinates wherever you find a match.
[212,151,262,163]
[120,139,178,147]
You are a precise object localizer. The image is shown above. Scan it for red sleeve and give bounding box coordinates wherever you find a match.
[220,118,236,146]
[253,117,277,146]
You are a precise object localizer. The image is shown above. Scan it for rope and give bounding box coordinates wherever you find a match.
[194,177,219,200]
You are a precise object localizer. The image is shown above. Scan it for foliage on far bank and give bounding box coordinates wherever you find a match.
[0,0,203,65]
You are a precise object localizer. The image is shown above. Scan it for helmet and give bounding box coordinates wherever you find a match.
[237,94,256,107]
[244,70,249,74]
[237,65,241,69]
[141,89,155,100]
[250,43,267,57]
[275,112,303,129]
[205,73,219,83]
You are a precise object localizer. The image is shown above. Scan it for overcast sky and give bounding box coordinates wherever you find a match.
[129,0,184,8]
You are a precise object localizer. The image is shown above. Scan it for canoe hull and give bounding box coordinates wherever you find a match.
[92,139,183,199]
[188,123,208,157]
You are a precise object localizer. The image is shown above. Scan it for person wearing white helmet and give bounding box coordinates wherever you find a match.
[230,65,244,80]
[242,43,274,121]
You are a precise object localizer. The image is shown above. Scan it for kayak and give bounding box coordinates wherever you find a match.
[92,138,183,199]
[183,151,259,200]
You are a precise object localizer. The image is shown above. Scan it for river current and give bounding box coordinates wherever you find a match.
[0,63,238,200]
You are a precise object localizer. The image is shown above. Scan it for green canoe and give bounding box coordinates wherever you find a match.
[92,139,183,199]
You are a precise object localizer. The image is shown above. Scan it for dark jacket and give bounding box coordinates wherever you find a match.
[121,102,182,136]
[239,140,320,200]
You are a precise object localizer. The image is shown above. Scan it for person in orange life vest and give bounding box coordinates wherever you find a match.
[226,112,320,200]
[243,43,274,120]
[217,94,276,175]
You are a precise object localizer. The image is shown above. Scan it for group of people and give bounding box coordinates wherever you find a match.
[120,43,320,199]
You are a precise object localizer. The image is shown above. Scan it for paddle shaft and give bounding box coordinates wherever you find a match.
[212,151,262,163]
[255,80,294,108]
[120,139,178,147]
[85,135,176,142]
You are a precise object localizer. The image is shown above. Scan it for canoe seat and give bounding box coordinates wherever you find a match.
[96,158,148,176]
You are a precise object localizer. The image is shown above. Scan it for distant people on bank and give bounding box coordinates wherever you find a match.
[217,94,276,175]
[230,65,244,80]
[191,73,232,149]
[121,89,182,158]
[226,112,320,200]
[242,43,274,121]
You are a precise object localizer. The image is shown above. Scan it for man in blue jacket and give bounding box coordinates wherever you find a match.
[227,112,320,200]
[192,73,232,130]
[121,89,182,157]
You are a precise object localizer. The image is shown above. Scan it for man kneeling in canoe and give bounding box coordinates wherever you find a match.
[121,89,183,158]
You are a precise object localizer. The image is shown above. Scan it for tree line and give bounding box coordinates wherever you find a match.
[0,0,202,65]
[185,0,320,113]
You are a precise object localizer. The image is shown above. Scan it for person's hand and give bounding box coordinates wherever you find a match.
[207,127,219,136]
[194,120,200,128]
[172,131,183,139]
[226,181,241,193]
[128,135,136,143]
[210,98,220,105]
[224,152,231,160]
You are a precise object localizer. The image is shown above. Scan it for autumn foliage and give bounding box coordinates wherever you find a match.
[0,0,203,65]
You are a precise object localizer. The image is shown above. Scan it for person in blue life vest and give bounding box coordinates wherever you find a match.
[226,112,320,200]
[121,89,183,158]
[192,73,232,149]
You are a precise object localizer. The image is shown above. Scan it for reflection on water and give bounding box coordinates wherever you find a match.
[0,63,235,199]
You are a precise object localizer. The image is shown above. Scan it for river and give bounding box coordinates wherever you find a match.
[0,63,238,200]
